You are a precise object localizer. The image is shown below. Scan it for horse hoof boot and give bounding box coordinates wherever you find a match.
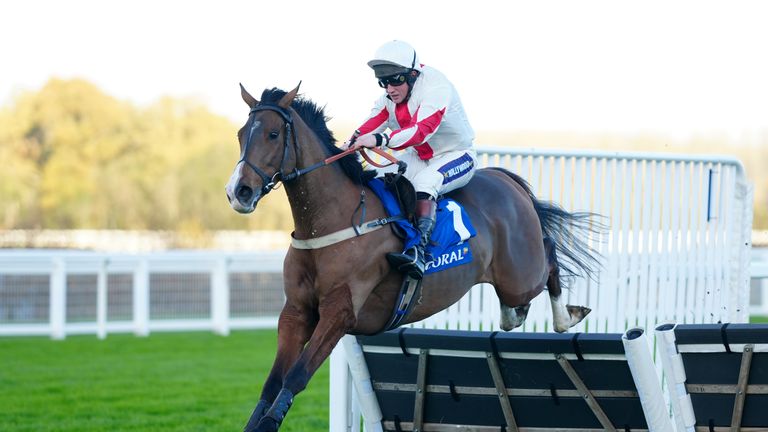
[254,417,279,432]
[243,399,270,432]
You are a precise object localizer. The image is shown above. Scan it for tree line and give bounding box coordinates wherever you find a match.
[0,78,293,232]
[1,78,765,233]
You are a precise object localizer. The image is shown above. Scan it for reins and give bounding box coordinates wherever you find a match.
[325,146,406,170]
[238,103,405,196]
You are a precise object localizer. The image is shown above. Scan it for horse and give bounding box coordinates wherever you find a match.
[225,83,601,432]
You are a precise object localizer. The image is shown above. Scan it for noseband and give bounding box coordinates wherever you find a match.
[237,104,296,197]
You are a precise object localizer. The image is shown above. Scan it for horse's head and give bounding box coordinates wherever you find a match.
[225,83,300,213]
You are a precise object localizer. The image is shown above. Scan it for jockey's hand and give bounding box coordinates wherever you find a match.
[348,134,377,150]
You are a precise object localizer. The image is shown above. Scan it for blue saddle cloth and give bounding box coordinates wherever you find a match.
[367,178,477,275]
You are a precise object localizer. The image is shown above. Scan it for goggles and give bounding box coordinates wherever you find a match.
[378,73,408,88]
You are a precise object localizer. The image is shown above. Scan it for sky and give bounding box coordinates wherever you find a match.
[2,0,768,141]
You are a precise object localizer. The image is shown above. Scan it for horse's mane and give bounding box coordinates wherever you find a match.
[259,88,375,185]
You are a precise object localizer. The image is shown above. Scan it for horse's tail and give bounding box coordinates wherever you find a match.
[490,167,604,286]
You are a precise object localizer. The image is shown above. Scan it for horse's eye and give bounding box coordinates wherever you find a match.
[269,131,280,139]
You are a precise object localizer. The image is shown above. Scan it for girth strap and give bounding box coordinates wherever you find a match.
[290,216,404,250]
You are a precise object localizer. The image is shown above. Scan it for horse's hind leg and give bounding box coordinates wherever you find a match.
[500,303,531,331]
[545,237,591,332]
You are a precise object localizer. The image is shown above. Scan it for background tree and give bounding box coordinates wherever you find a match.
[0,78,765,232]
[0,78,293,232]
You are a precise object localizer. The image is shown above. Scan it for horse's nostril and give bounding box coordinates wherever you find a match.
[236,185,253,202]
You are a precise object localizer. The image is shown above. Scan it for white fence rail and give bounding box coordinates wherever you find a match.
[1,248,766,339]
[1,247,766,339]
[0,250,285,338]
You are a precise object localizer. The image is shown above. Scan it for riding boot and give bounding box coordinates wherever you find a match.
[386,199,437,280]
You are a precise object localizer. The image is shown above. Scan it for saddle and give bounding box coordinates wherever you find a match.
[382,172,417,227]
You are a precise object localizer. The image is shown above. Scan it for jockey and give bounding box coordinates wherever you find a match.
[344,40,478,279]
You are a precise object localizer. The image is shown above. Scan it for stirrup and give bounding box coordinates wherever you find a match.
[386,246,417,267]
[386,246,425,280]
[399,261,424,280]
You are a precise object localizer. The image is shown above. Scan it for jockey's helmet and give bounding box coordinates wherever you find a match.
[367,40,421,79]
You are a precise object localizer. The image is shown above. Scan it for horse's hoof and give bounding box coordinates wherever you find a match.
[254,417,280,432]
[243,399,271,432]
[566,305,591,324]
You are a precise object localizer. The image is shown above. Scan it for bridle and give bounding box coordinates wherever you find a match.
[237,104,295,197]
[236,103,405,198]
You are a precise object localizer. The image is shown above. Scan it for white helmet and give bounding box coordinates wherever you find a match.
[367,40,421,78]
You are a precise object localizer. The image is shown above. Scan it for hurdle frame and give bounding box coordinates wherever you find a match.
[350,327,672,431]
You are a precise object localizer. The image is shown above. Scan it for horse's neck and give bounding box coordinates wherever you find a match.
[284,129,363,239]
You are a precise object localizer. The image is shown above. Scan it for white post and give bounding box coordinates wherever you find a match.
[211,256,230,336]
[329,343,356,432]
[96,258,108,340]
[342,335,383,432]
[50,257,66,340]
[735,175,753,322]
[654,324,695,432]
[133,258,150,337]
[621,328,674,432]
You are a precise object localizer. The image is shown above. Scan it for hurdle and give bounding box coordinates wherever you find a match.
[656,323,768,432]
[348,327,672,432]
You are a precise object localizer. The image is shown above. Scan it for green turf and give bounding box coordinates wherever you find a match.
[0,330,329,431]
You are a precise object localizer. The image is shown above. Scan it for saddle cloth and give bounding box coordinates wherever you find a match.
[367,178,477,275]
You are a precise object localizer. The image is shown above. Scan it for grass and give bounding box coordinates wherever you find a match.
[0,330,329,432]
[5,318,767,431]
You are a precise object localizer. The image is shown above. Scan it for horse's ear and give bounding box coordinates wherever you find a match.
[278,81,302,109]
[240,83,258,108]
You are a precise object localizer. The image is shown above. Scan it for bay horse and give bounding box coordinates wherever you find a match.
[225,84,600,432]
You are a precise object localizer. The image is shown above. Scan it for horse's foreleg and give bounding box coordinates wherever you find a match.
[253,286,355,432]
[544,237,591,332]
[244,305,315,432]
